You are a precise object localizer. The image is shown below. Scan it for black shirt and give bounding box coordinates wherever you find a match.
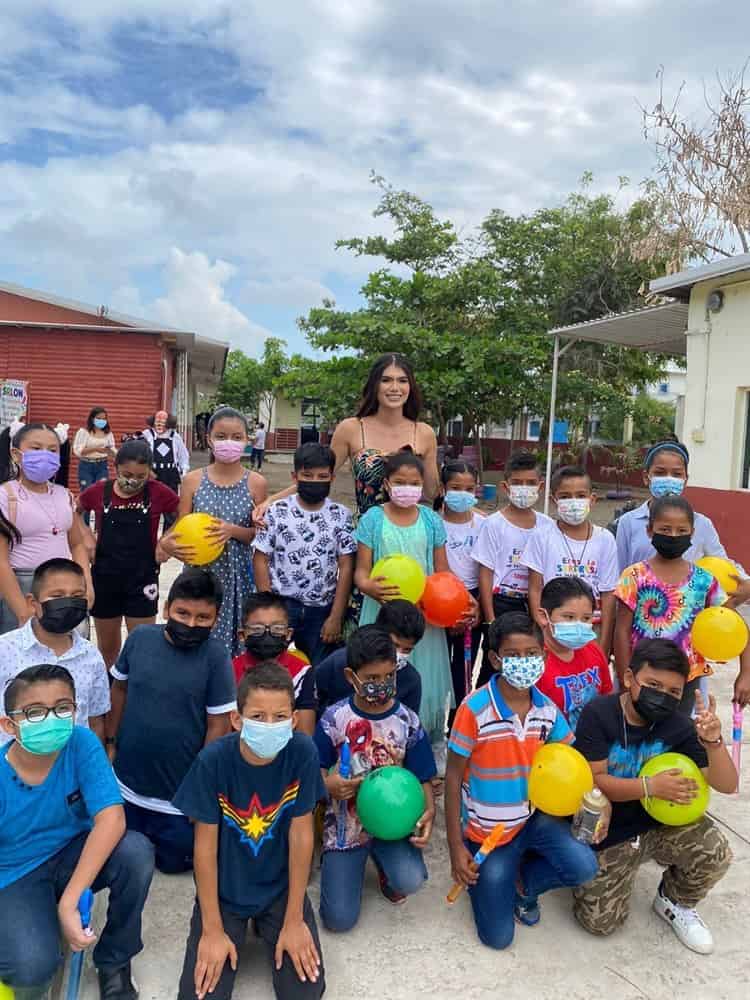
[314,648,421,719]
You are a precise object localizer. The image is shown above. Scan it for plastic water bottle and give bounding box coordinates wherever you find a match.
[571,788,607,845]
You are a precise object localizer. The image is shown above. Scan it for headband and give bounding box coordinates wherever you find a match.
[643,441,689,470]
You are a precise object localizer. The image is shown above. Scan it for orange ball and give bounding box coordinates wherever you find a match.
[420,572,470,627]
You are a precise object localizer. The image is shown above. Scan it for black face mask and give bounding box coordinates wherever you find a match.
[245,634,288,660]
[633,684,681,724]
[297,481,331,505]
[165,618,212,650]
[651,533,692,560]
[38,597,88,634]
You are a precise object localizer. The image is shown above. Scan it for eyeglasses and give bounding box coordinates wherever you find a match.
[245,625,289,639]
[8,700,77,724]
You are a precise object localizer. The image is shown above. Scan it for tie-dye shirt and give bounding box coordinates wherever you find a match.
[615,561,725,681]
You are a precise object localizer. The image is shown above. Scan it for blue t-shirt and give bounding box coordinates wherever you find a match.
[0,727,122,890]
[173,732,325,917]
[112,625,236,801]
[314,648,422,719]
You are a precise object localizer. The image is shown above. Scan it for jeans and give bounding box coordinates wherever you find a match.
[467,811,598,950]
[78,459,109,525]
[250,448,265,470]
[320,839,427,932]
[0,831,154,991]
[285,598,340,667]
[124,801,194,874]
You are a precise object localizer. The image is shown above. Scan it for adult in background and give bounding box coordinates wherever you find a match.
[143,411,190,529]
[73,407,116,525]
[250,421,266,470]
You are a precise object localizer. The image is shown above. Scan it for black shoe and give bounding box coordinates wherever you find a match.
[98,963,138,1000]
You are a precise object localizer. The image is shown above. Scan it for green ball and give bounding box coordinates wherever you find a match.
[356,766,425,840]
[639,752,710,826]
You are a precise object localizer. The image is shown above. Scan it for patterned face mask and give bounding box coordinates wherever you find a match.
[500,655,545,690]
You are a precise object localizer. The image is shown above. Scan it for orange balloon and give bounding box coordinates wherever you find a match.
[420,572,470,627]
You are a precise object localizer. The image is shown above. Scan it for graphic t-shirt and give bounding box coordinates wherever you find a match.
[314,698,436,851]
[253,496,356,606]
[79,480,179,550]
[537,642,612,731]
[575,694,708,849]
[232,648,316,711]
[443,513,485,590]
[615,562,725,681]
[472,510,554,598]
[173,732,324,916]
[314,648,422,718]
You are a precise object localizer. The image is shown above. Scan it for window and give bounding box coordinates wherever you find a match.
[659,382,669,394]
[447,418,464,437]
[528,420,541,440]
[300,398,321,428]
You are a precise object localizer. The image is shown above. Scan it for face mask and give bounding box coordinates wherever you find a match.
[355,677,397,705]
[297,481,331,505]
[389,485,422,508]
[649,476,685,499]
[93,418,108,430]
[508,485,540,510]
[20,450,61,483]
[500,655,545,690]
[396,650,410,669]
[38,597,88,634]
[241,717,294,758]
[117,475,145,495]
[632,684,680,725]
[651,533,692,560]
[245,634,288,660]
[212,439,245,463]
[444,490,478,513]
[18,715,74,755]
[552,621,597,650]
[556,498,590,526]
[165,618,213,649]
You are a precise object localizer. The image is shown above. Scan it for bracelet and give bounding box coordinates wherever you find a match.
[699,735,723,747]
[641,775,650,800]
[104,737,116,746]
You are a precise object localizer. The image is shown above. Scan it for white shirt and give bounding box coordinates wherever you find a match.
[253,428,267,449]
[0,619,111,744]
[444,513,485,590]
[142,428,191,476]
[522,522,619,599]
[73,427,115,460]
[472,509,555,597]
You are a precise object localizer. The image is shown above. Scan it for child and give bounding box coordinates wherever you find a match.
[614,496,728,715]
[537,576,612,731]
[79,439,180,668]
[0,558,109,743]
[174,662,325,1000]
[108,569,235,874]
[523,465,618,657]
[253,443,356,666]
[0,664,154,1000]
[232,592,317,736]
[446,612,598,950]
[315,627,436,931]
[315,601,424,718]
[354,450,452,744]
[574,639,735,953]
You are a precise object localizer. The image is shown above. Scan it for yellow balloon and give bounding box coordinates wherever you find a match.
[0,983,14,1000]
[696,556,738,595]
[173,513,226,567]
[370,554,426,604]
[691,606,748,662]
[528,743,593,817]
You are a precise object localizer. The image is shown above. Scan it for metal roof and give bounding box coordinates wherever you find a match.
[549,301,689,355]
[649,253,750,301]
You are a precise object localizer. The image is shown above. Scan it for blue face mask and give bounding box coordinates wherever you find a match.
[241,717,293,759]
[93,418,107,430]
[444,490,478,513]
[500,655,545,690]
[649,476,685,498]
[552,621,597,650]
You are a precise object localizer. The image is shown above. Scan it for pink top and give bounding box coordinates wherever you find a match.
[0,481,74,569]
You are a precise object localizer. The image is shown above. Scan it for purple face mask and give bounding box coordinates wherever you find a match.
[21,450,61,483]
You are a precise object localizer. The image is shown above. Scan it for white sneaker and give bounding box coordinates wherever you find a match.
[653,886,714,954]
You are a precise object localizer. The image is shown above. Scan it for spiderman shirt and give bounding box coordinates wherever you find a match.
[173,732,325,917]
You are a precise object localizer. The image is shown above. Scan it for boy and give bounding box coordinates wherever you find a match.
[573,638,735,953]
[108,568,235,874]
[253,443,356,666]
[314,600,424,718]
[232,592,316,736]
[315,627,436,931]
[0,558,110,744]
[174,662,325,1000]
[472,451,553,687]
[446,612,598,950]
[0,665,154,1000]
[523,465,618,657]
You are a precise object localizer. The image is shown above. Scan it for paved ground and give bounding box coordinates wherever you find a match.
[84,455,750,1000]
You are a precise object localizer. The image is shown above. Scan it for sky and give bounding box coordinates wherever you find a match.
[1,1,749,356]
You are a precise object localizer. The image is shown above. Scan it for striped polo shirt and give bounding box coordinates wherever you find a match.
[448,676,572,846]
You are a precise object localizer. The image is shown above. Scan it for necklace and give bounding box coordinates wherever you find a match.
[560,522,592,574]
[19,482,61,535]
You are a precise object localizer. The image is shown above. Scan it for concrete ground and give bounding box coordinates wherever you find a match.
[84,454,750,1000]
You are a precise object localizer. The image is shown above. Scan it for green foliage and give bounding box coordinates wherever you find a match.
[217,338,289,425]
[597,393,676,445]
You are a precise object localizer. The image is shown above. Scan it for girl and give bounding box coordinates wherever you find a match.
[79,439,180,667]
[158,407,267,654]
[435,460,485,727]
[0,423,92,633]
[614,496,729,714]
[74,407,116,523]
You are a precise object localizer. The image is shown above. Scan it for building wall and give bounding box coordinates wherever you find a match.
[0,290,129,327]
[271,394,301,433]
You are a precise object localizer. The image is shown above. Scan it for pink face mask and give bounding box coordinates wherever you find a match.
[389,485,422,508]
[212,439,245,463]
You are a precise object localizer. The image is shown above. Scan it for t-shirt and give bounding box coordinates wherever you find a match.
[0,727,122,890]
[615,502,735,572]
[575,694,708,849]
[253,496,357,607]
[448,677,572,846]
[112,625,236,811]
[615,561,725,682]
[173,732,324,917]
[537,642,612,732]
[315,698,436,851]
[472,510,554,598]
[443,513,485,590]
[79,480,180,550]
[0,482,74,569]
[253,428,267,450]
[314,648,422,718]
[232,648,316,712]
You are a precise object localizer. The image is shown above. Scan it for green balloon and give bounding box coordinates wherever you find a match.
[356,766,425,840]
[639,752,710,826]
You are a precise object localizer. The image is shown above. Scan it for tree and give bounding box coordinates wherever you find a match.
[596,392,676,445]
[216,338,289,426]
[257,337,289,429]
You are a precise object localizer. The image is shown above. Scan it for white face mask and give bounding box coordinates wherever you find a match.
[508,485,539,510]
[556,498,591,526]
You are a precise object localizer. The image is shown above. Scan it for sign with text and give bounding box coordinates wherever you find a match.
[0,379,28,431]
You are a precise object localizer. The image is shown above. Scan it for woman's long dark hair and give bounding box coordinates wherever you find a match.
[356,354,422,421]
[86,406,110,432]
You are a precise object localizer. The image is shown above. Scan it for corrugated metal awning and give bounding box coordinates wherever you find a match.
[549,301,688,356]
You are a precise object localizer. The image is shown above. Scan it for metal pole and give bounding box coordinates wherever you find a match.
[544,335,560,515]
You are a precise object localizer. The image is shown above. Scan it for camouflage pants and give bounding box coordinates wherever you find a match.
[573,818,732,936]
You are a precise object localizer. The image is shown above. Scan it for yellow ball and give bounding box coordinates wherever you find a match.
[691,606,748,662]
[173,513,226,567]
[370,554,426,604]
[528,743,593,817]
[696,556,738,595]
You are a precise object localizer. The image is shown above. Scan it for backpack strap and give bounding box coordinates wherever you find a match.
[2,482,17,525]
